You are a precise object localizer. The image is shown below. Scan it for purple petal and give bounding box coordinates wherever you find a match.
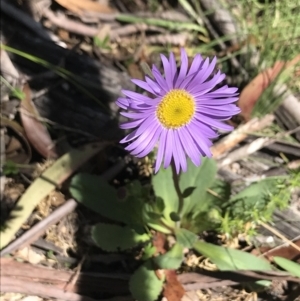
[116,97,130,109]
[187,57,210,91]
[178,72,198,89]
[196,114,234,131]
[188,57,217,92]
[209,86,239,95]
[160,54,172,89]
[122,90,153,103]
[197,97,239,105]
[175,48,189,87]
[197,103,240,112]
[173,131,187,173]
[145,76,161,94]
[155,128,167,173]
[163,130,174,168]
[179,127,201,166]
[133,126,162,157]
[135,115,158,136]
[191,119,219,139]
[131,79,158,94]
[187,54,203,76]
[121,111,152,119]
[192,72,226,96]
[128,102,152,110]
[120,129,139,143]
[125,123,159,152]
[169,52,177,84]
[152,65,169,93]
[188,124,212,157]
[196,106,240,118]
[120,119,144,129]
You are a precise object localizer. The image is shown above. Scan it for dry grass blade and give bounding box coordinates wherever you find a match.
[0,142,109,249]
[20,83,57,159]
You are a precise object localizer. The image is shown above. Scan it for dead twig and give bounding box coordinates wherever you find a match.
[218,126,300,167]
[199,0,240,44]
[43,9,99,37]
[111,24,166,39]
[277,84,300,125]
[0,128,6,201]
[1,275,99,301]
[64,254,86,292]
[196,0,248,79]
[145,32,192,46]
[212,114,275,159]
[2,258,300,298]
[0,49,20,84]
[0,257,130,295]
[136,10,189,22]
[0,199,77,256]
[259,222,300,254]
[44,9,166,40]
[179,269,300,291]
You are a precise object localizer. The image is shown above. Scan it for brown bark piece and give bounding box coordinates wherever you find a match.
[55,0,115,15]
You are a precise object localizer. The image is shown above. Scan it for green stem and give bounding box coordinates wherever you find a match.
[171,161,184,227]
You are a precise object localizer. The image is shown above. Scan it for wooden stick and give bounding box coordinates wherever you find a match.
[260,222,300,253]
[212,114,275,158]
[218,125,300,167]
[1,276,99,301]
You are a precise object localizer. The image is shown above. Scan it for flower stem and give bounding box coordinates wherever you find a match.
[171,161,184,227]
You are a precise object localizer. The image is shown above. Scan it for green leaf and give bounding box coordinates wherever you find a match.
[180,158,218,216]
[205,179,231,206]
[273,257,300,278]
[153,243,184,269]
[170,212,181,222]
[229,177,280,204]
[225,177,284,219]
[194,241,273,271]
[155,197,165,213]
[152,167,177,227]
[70,173,123,221]
[186,207,223,233]
[129,261,164,301]
[3,160,19,175]
[0,76,25,100]
[141,243,156,261]
[182,186,196,198]
[146,221,172,234]
[70,173,144,226]
[92,223,150,252]
[175,228,198,248]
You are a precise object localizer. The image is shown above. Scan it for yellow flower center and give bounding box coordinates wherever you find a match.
[156,89,195,129]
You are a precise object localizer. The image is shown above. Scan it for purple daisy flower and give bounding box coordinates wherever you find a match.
[117,49,240,173]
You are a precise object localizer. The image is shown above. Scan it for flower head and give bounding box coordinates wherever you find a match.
[117,49,240,173]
